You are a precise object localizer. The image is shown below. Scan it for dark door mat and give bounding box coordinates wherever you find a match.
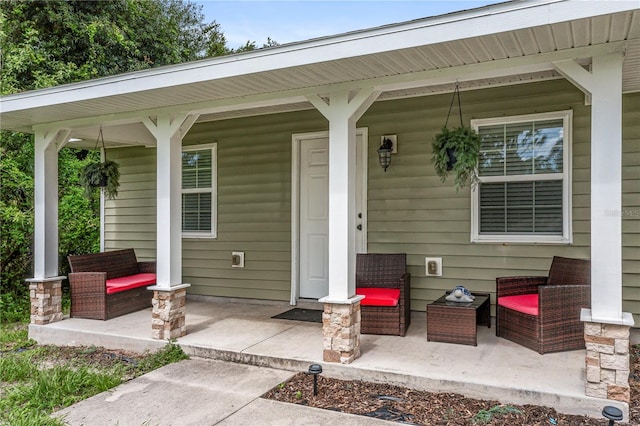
[272,308,323,323]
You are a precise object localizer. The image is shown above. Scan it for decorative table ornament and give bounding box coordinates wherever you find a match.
[445,285,475,303]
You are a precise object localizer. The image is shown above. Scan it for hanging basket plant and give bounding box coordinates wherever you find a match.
[431,83,481,191]
[80,128,120,200]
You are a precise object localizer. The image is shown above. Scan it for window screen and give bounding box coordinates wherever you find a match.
[182,146,216,236]
[472,112,571,243]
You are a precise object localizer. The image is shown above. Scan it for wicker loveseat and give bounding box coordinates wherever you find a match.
[496,256,591,354]
[355,253,411,336]
[68,249,156,320]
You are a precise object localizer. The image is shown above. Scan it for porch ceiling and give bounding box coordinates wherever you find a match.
[1,1,639,146]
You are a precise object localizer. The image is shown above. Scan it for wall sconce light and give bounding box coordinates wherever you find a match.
[378,135,396,172]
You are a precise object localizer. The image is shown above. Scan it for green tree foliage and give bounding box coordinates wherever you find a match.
[233,37,281,53]
[0,0,259,301]
[0,133,35,287]
[0,0,232,94]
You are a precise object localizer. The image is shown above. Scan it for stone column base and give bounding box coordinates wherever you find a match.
[583,315,633,402]
[321,297,363,364]
[150,285,189,340]
[26,277,65,325]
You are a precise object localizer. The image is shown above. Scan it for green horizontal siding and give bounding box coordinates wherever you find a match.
[105,79,640,324]
[622,92,640,325]
[104,147,157,261]
[179,110,326,301]
[106,110,325,301]
[359,80,592,314]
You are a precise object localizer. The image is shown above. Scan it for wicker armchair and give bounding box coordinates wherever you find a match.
[356,253,411,336]
[496,256,591,354]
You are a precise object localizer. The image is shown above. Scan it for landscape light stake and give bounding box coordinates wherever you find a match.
[306,364,323,396]
[602,406,623,425]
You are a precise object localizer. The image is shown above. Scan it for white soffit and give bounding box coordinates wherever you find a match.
[1,1,639,134]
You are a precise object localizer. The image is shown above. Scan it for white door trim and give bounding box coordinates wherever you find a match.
[290,128,368,305]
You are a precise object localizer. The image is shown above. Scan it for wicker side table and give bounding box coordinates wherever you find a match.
[426,292,490,346]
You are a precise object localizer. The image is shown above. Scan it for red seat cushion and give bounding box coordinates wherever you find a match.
[356,288,400,307]
[498,294,539,316]
[106,273,156,295]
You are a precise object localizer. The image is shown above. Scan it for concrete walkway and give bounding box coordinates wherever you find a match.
[53,358,392,426]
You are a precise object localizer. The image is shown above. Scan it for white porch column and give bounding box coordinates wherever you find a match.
[308,90,380,302]
[29,128,69,324]
[142,113,198,339]
[555,51,634,406]
[33,129,68,278]
[589,53,626,322]
[142,113,198,289]
[308,89,380,363]
[591,53,624,323]
[554,52,631,323]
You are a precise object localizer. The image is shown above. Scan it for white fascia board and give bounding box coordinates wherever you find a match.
[2,0,638,115]
[24,41,624,134]
[32,94,311,132]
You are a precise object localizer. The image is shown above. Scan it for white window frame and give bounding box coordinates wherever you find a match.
[471,110,572,244]
[182,143,217,239]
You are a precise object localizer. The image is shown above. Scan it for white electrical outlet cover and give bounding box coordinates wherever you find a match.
[232,251,245,268]
[424,257,442,276]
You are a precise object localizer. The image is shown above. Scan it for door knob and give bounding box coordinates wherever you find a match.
[358,213,362,218]
[357,224,362,230]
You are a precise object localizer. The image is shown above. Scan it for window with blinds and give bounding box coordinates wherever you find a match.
[471,111,572,244]
[182,144,217,238]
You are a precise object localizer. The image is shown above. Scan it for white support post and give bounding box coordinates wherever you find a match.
[590,53,625,323]
[308,90,379,302]
[33,129,67,278]
[155,118,182,289]
[309,90,379,364]
[142,113,199,290]
[143,113,198,339]
[30,128,68,325]
[554,52,629,324]
[329,106,357,302]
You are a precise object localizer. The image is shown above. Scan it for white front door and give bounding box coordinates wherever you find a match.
[297,132,367,300]
[299,138,330,299]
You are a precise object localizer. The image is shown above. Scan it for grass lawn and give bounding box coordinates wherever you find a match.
[0,323,188,426]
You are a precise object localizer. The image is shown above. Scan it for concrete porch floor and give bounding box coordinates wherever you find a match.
[29,296,628,420]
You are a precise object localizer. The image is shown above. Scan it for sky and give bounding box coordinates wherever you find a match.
[194,1,504,49]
